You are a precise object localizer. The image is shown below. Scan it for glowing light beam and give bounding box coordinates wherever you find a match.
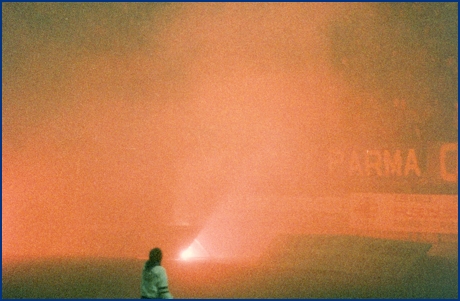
[180,239,209,261]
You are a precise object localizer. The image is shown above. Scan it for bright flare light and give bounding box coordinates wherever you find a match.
[180,239,209,261]
[180,248,194,261]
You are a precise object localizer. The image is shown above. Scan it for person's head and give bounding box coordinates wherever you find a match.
[149,247,163,264]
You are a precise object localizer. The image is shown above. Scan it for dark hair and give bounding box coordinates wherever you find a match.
[145,247,162,269]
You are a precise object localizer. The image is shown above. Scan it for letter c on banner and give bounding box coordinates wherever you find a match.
[440,143,458,182]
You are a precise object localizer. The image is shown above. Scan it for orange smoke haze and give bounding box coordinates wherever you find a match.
[2,3,457,260]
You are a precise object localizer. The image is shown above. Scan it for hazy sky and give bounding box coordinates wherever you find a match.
[2,3,457,259]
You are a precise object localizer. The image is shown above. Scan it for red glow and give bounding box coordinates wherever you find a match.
[2,3,457,262]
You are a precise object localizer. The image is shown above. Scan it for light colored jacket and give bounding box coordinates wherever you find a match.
[141,264,173,299]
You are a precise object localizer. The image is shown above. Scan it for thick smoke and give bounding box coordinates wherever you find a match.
[2,3,457,258]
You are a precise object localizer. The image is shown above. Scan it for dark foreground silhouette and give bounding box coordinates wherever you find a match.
[2,236,457,299]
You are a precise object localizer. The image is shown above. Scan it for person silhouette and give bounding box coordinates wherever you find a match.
[141,248,173,299]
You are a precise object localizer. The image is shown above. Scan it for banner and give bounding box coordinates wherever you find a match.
[326,142,458,194]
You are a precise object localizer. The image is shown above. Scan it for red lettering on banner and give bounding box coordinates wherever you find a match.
[404,149,421,176]
[365,150,383,176]
[327,144,458,189]
[383,150,403,176]
[347,149,421,177]
[440,143,458,182]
